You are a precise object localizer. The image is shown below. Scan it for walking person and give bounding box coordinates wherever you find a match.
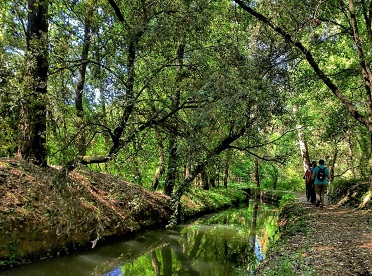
[303,164,313,202]
[312,159,330,208]
[309,161,317,204]
[304,162,316,203]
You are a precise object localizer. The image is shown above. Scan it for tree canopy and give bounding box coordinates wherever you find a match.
[1,0,371,202]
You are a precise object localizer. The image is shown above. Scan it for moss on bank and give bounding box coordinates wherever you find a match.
[0,158,247,268]
[254,202,315,275]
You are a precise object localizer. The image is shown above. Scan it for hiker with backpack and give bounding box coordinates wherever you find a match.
[304,161,316,204]
[312,159,330,208]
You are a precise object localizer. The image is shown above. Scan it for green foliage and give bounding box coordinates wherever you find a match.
[328,178,370,207]
[279,193,297,208]
[0,0,371,196]
[181,188,246,217]
[275,178,304,192]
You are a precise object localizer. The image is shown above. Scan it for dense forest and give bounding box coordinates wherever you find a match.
[1,0,372,205]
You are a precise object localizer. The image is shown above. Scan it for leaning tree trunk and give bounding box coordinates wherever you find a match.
[19,0,49,167]
[169,125,247,226]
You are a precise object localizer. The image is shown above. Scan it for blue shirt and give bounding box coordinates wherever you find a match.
[313,165,329,184]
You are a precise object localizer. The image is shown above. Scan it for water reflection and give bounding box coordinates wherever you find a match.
[98,201,278,276]
[1,200,278,276]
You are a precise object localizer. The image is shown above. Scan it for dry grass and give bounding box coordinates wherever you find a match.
[0,158,172,266]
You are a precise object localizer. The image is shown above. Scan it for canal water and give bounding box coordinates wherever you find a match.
[1,200,279,276]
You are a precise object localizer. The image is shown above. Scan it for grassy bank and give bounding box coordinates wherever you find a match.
[0,158,246,268]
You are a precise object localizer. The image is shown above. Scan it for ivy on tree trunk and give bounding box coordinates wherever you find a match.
[19,0,49,167]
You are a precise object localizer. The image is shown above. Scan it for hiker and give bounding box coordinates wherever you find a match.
[303,163,313,202]
[309,161,317,204]
[303,161,316,203]
[312,159,330,208]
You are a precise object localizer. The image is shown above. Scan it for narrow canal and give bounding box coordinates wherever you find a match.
[1,200,279,276]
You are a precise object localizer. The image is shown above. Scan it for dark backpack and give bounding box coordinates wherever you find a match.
[316,167,326,181]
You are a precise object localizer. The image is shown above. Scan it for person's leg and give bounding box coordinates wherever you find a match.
[320,184,328,207]
[315,185,321,206]
[310,182,316,204]
[306,182,311,201]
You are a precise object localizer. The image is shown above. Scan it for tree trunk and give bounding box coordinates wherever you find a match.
[346,130,356,178]
[273,165,278,189]
[151,128,165,191]
[253,156,260,187]
[164,135,178,196]
[370,133,372,191]
[329,140,338,181]
[75,3,93,156]
[184,162,191,180]
[75,11,92,118]
[210,166,216,188]
[163,41,185,196]
[215,165,220,187]
[201,168,209,190]
[223,150,231,188]
[19,0,49,167]
[293,104,310,172]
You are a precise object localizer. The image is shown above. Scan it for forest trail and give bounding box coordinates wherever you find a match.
[286,194,372,275]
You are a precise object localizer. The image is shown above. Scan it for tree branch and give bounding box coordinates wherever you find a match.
[234,0,370,130]
[107,0,125,22]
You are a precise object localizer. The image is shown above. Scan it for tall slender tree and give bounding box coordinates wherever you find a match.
[293,103,310,172]
[75,1,94,156]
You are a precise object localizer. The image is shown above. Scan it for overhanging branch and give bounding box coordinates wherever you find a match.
[234,0,369,129]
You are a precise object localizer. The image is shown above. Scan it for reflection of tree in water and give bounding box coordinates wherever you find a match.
[170,233,201,275]
[247,202,264,272]
[102,202,277,275]
[161,245,172,276]
[188,230,204,259]
[104,266,121,276]
[150,251,161,276]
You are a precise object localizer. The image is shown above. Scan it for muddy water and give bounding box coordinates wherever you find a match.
[1,200,279,276]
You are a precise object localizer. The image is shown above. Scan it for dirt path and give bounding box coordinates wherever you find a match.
[256,194,372,275]
[291,195,372,275]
